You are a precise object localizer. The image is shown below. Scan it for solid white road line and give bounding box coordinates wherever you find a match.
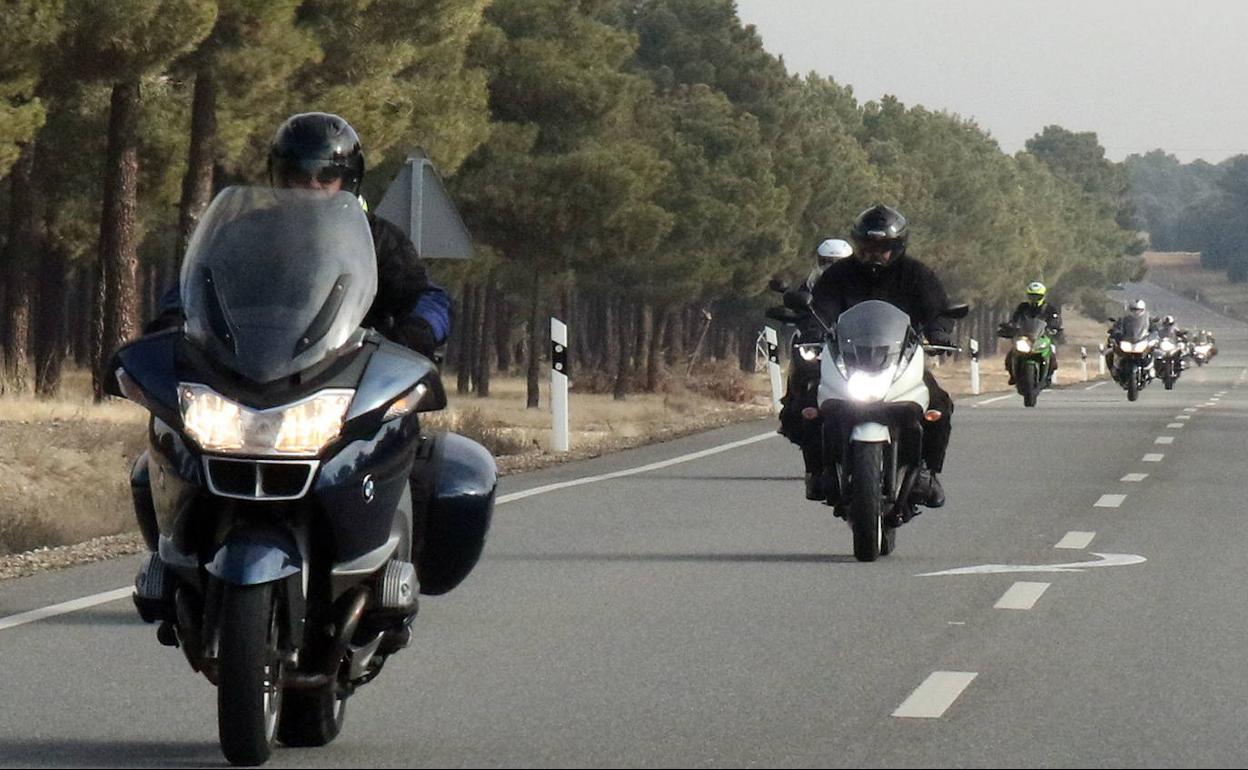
[1155,436,1175,445]
[1095,494,1126,508]
[1142,454,1164,462]
[893,672,978,718]
[1121,473,1148,482]
[994,581,1051,610]
[496,431,778,504]
[973,394,1014,407]
[1055,531,1096,549]
[1,430,782,634]
[0,588,132,633]
[1085,381,1108,391]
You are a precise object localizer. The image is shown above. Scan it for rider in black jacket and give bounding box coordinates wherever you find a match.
[809,204,954,511]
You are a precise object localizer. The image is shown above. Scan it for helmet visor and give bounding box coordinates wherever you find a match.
[273,157,358,190]
[854,238,899,267]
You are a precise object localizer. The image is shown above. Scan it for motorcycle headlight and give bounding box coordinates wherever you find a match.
[1195,344,1211,354]
[1014,338,1033,353]
[797,343,822,362]
[179,383,355,457]
[846,367,897,403]
[1119,340,1132,353]
[1160,339,1176,352]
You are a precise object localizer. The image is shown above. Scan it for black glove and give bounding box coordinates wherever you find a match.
[388,316,439,358]
[926,331,954,356]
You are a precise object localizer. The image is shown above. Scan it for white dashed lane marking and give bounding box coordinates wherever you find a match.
[1055,531,1096,549]
[1121,473,1148,482]
[1095,494,1126,508]
[1143,454,1164,462]
[893,672,978,719]
[1155,436,1175,445]
[995,582,1051,610]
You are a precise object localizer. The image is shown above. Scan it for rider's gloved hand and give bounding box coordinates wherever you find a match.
[926,330,954,356]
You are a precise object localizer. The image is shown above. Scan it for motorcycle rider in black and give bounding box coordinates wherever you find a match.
[777,238,853,499]
[1004,281,1063,385]
[809,204,954,510]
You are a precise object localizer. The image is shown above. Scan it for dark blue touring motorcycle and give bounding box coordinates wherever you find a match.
[109,187,496,766]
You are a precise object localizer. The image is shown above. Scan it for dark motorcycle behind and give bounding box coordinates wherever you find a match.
[1107,314,1157,402]
[109,187,496,766]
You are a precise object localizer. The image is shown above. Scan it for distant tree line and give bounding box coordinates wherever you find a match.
[0,0,1141,405]
[1126,149,1248,282]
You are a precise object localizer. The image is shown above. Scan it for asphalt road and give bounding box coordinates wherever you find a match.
[2,281,1247,768]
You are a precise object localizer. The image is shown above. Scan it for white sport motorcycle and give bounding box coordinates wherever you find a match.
[796,299,966,562]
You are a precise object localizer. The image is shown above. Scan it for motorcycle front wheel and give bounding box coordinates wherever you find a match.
[1127,364,1140,402]
[849,442,883,562]
[1022,362,1039,407]
[218,583,284,766]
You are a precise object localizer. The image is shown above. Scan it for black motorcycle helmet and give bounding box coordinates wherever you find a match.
[850,204,908,271]
[267,112,364,195]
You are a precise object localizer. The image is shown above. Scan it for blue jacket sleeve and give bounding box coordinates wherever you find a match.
[410,282,453,345]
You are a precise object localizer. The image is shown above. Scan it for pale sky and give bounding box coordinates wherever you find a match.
[734,0,1248,163]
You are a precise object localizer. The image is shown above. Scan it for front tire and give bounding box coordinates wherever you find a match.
[218,583,284,766]
[1021,362,1039,407]
[1127,364,1139,402]
[849,442,884,562]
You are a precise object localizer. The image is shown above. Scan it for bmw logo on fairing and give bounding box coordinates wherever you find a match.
[362,474,375,503]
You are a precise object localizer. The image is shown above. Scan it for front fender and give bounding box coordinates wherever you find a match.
[850,422,890,443]
[206,528,302,586]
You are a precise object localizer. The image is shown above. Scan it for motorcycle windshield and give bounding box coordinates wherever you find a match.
[1120,314,1150,342]
[1018,317,1048,340]
[835,300,913,372]
[181,186,377,384]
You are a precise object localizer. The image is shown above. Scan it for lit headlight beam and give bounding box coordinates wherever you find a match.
[846,367,898,402]
[179,384,355,457]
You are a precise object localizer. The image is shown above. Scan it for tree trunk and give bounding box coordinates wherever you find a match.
[495,297,512,372]
[174,65,216,279]
[71,265,92,367]
[476,276,495,397]
[34,240,68,397]
[94,79,142,401]
[526,275,541,408]
[648,304,668,394]
[613,296,630,401]
[456,282,476,395]
[3,143,38,393]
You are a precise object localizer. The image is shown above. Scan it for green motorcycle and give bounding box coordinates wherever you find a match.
[1000,318,1055,407]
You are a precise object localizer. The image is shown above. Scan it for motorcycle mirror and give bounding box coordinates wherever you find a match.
[941,303,970,320]
[766,306,802,325]
[767,277,789,294]
[1107,317,1117,323]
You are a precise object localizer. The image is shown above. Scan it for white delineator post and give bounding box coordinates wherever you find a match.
[765,326,783,414]
[969,338,980,395]
[1098,344,1107,376]
[551,318,570,452]
[1050,344,1059,384]
[1080,346,1089,381]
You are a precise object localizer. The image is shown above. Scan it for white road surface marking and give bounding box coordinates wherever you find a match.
[1055,531,1096,549]
[1095,494,1126,507]
[1143,453,1164,462]
[1121,473,1148,482]
[973,394,1014,407]
[1085,381,1108,391]
[995,582,1051,610]
[1167,423,1184,429]
[1155,436,1175,445]
[0,589,132,633]
[918,552,1147,577]
[893,672,978,719]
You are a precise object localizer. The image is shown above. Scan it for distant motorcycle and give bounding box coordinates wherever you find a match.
[999,317,1054,407]
[1189,333,1217,366]
[1108,313,1157,401]
[1154,332,1183,390]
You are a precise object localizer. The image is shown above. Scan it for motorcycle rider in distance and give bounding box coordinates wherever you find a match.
[808,204,955,513]
[1105,298,1148,372]
[778,237,854,499]
[1004,281,1063,385]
